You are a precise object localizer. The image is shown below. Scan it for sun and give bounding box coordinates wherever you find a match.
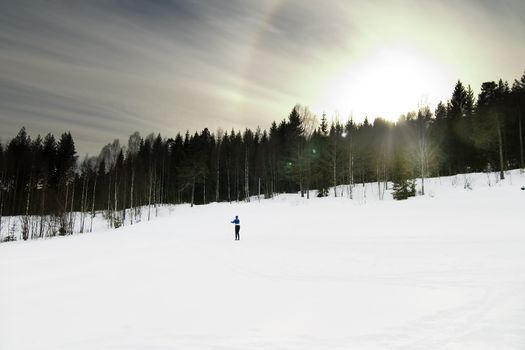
[315,46,453,122]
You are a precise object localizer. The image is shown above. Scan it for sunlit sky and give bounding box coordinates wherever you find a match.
[1,0,524,155]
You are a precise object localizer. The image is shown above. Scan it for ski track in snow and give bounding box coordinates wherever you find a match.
[1,171,525,349]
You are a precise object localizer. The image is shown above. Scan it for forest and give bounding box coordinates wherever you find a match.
[1,72,524,240]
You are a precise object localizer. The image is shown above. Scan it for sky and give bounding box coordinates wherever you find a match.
[1,0,524,156]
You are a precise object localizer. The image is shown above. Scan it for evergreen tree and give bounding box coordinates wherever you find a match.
[314,115,330,197]
[473,81,508,179]
[391,151,416,200]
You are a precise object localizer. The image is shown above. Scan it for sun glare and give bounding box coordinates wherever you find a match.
[316,47,453,122]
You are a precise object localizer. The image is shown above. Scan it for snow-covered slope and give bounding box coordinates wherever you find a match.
[1,171,525,349]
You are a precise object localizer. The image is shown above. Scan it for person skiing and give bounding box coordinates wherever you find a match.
[231,215,240,240]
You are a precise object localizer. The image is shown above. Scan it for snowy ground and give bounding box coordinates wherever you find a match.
[1,171,525,349]
[0,204,177,241]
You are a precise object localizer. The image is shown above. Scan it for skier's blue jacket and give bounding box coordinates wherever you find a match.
[231,217,240,225]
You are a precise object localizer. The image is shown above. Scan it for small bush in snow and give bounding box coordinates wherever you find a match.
[463,175,473,190]
[393,180,416,200]
[391,151,416,200]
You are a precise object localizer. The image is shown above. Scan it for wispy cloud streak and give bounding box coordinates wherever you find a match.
[0,0,524,155]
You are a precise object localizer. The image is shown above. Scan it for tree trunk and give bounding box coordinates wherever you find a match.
[191,175,195,207]
[244,148,249,202]
[161,159,166,205]
[383,162,388,196]
[420,142,426,196]
[12,172,19,217]
[227,167,231,203]
[63,182,69,234]
[333,141,337,197]
[84,176,90,227]
[377,165,381,200]
[90,175,97,232]
[421,162,425,196]
[348,142,353,200]
[107,174,112,226]
[497,121,505,180]
[298,145,304,197]
[236,164,239,202]
[519,113,524,169]
[203,175,206,204]
[25,175,32,217]
[69,180,75,234]
[80,176,86,233]
[121,168,127,225]
[306,157,310,200]
[148,170,153,221]
[114,167,119,225]
[155,176,160,217]
[130,168,135,225]
[24,173,32,240]
[350,159,354,199]
[39,182,46,238]
[216,145,220,202]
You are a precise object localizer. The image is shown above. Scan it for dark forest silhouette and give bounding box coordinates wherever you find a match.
[1,72,524,240]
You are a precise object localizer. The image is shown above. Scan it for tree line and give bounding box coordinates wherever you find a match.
[1,71,524,240]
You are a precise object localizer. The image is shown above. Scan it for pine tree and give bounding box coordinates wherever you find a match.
[473,81,508,179]
[56,132,77,234]
[315,115,330,197]
[391,151,415,200]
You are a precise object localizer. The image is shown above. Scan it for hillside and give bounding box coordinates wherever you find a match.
[1,170,524,349]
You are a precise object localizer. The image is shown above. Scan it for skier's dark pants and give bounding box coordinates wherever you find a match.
[235,225,240,240]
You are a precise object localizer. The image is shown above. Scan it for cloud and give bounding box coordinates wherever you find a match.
[0,0,524,155]
[0,0,259,153]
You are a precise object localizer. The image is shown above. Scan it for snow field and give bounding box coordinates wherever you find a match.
[1,170,524,349]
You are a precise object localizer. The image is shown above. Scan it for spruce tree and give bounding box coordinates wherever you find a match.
[391,151,415,200]
[315,115,330,197]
